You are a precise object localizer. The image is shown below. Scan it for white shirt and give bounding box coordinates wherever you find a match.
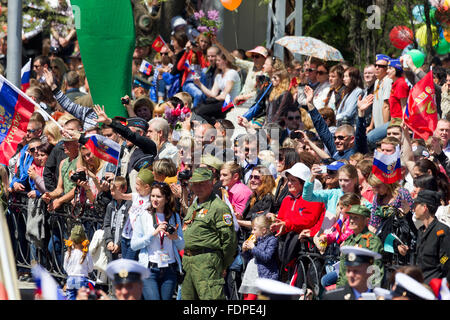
[215,69,241,102]
[63,249,94,277]
[372,76,393,128]
[313,81,331,110]
[122,193,151,239]
[147,212,176,264]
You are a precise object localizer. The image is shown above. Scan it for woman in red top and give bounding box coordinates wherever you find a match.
[269,162,325,238]
[387,58,410,120]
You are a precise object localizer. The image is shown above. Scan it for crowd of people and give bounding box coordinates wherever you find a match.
[2,5,450,301]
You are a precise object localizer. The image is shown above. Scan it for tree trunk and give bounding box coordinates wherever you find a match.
[423,0,435,64]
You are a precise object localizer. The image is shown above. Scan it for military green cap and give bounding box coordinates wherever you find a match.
[346,205,371,217]
[135,36,152,48]
[388,117,402,129]
[189,167,213,183]
[137,168,154,186]
[70,224,87,244]
[201,154,223,171]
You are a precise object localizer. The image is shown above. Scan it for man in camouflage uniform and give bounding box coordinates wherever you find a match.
[181,168,237,300]
[336,205,384,288]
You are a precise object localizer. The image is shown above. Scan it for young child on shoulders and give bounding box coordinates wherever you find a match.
[239,215,279,300]
[63,224,94,300]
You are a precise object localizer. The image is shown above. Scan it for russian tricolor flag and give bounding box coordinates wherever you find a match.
[21,59,32,92]
[32,264,66,300]
[85,134,121,165]
[0,75,36,165]
[139,60,153,76]
[333,217,343,243]
[222,94,234,112]
[372,145,402,184]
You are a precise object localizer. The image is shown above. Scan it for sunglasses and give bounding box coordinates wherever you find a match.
[33,64,41,69]
[249,175,261,181]
[27,128,39,133]
[305,68,316,72]
[287,116,301,121]
[29,147,40,153]
[375,64,388,69]
[334,135,348,141]
[152,181,168,187]
[317,71,328,75]
[161,52,169,56]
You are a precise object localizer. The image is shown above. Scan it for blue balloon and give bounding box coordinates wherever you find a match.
[412,5,424,23]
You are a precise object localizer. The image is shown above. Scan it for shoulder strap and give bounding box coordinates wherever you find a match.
[255,82,273,105]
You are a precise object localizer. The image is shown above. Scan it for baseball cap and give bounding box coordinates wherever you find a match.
[346,204,371,217]
[327,161,345,171]
[126,117,149,132]
[413,190,441,208]
[189,167,213,183]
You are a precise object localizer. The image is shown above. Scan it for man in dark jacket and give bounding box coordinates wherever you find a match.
[414,190,450,283]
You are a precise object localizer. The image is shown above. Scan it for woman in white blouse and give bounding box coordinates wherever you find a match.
[130,182,184,300]
[192,52,241,125]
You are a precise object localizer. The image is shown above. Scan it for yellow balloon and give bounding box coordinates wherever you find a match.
[221,0,242,11]
[415,25,439,47]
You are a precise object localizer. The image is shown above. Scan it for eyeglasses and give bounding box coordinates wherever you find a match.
[375,64,388,69]
[287,116,301,121]
[317,71,328,75]
[305,68,316,73]
[27,129,39,133]
[334,135,348,141]
[251,54,262,59]
[249,175,261,181]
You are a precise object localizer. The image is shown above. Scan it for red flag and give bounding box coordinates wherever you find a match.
[403,71,438,140]
[152,35,166,53]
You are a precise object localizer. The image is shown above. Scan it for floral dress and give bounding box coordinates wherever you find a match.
[368,187,413,231]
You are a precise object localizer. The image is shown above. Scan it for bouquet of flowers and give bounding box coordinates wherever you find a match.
[194,10,221,37]
[164,104,191,129]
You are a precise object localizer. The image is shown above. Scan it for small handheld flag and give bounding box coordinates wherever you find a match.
[32,264,66,300]
[21,59,32,92]
[152,35,166,53]
[222,94,234,113]
[372,145,402,184]
[85,134,121,165]
[139,60,153,76]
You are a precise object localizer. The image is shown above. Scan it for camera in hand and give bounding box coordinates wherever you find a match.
[154,223,177,234]
[177,169,192,183]
[70,171,87,182]
[121,97,130,105]
[290,131,303,140]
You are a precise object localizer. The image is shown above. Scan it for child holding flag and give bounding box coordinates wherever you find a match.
[63,224,94,300]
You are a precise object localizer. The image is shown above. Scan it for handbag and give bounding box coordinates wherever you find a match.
[242,82,273,120]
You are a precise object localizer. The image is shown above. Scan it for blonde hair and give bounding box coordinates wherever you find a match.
[44,120,63,144]
[367,173,400,197]
[249,165,275,207]
[252,214,273,232]
[153,158,177,177]
[221,161,242,179]
[153,102,168,117]
[57,112,77,127]
[269,70,290,101]
[174,92,193,109]
[300,108,314,130]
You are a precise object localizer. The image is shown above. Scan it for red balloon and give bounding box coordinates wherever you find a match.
[389,26,414,49]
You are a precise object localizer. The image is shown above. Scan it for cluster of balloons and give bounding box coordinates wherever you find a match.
[389,1,449,69]
[220,0,242,11]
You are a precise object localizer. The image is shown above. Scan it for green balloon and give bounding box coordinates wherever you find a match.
[406,49,426,68]
[436,39,450,55]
